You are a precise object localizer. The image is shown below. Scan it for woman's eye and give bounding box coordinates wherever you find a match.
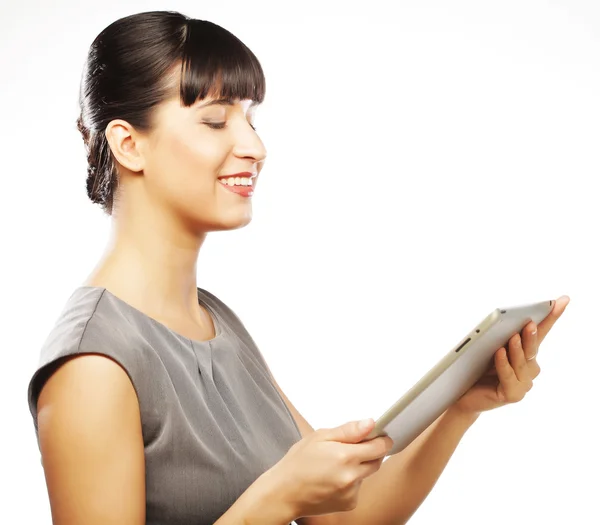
[203,121,257,131]
[204,122,226,130]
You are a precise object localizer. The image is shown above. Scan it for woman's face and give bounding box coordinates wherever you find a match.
[135,94,267,232]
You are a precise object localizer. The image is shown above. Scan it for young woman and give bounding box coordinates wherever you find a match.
[26,10,569,525]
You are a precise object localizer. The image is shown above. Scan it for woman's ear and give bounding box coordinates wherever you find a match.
[105,119,145,174]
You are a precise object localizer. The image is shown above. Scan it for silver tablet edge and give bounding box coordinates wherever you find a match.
[368,301,552,441]
[369,307,502,438]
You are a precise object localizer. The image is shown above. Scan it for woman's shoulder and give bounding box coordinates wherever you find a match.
[27,286,154,433]
[36,286,147,363]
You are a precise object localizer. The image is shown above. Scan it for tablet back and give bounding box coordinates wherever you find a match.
[370,300,553,456]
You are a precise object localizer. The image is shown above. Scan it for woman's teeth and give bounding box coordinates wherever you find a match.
[219,177,252,187]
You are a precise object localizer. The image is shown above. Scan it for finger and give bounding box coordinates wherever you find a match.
[323,419,374,444]
[358,457,384,480]
[537,296,570,344]
[495,348,516,384]
[352,436,393,463]
[360,457,384,470]
[521,321,539,362]
[528,358,541,380]
[495,348,525,403]
[507,333,530,382]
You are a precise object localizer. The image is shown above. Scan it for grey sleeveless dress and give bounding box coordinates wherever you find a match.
[26,286,303,524]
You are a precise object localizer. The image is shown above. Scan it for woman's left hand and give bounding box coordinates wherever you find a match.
[451,295,570,415]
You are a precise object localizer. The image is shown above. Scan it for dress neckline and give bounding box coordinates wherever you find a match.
[76,285,225,345]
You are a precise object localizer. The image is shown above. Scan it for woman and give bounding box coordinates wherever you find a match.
[26,10,569,525]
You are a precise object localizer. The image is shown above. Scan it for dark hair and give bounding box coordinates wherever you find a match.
[76,11,266,215]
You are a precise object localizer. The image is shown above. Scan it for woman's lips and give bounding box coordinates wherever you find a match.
[219,180,254,197]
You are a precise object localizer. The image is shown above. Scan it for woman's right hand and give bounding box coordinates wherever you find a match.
[267,418,394,519]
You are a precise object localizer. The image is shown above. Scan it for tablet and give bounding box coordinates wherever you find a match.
[365,300,554,456]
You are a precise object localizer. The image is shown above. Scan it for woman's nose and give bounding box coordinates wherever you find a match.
[232,124,267,163]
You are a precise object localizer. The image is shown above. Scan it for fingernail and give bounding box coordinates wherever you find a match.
[359,418,373,430]
[531,328,537,335]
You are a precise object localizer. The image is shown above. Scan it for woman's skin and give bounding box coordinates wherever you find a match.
[85,92,266,335]
[291,295,569,525]
[36,90,569,525]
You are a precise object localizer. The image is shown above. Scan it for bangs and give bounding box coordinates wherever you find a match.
[178,19,266,106]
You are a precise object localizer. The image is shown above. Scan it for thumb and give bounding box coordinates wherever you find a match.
[323,418,375,444]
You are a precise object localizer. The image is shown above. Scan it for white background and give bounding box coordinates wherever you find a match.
[1,0,598,523]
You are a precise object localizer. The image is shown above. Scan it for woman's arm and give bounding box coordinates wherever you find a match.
[37,354,147,524]
[272,377,478,525]
[37,354,296,525]
[335,406,479,525]
[344,301,567,525]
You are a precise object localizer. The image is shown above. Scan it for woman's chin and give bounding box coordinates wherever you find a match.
[210,212,253,232]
